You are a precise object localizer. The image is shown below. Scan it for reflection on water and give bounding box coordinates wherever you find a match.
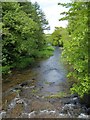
[33,46,67,96]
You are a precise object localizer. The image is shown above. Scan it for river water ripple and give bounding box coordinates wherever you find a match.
[32,46,67,96]
[2,47,89,118]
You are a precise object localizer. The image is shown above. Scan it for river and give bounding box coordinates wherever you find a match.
[32,46,67,96]
[1,47,89,118]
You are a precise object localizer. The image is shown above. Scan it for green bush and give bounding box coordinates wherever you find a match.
[2,65,11,74]
[59,2,89,97]
[2,1,49,74]
[13,57,35,69]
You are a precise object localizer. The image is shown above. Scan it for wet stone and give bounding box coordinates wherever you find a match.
[70,97,80,105]
[19,82,28,87]
[58,113,69,118]
[32,110,58,118]
[21,113,29,118]
[59,95,87,117]
[0,110,6,118]
[16,99,24,104]
[28,111,36,118]
[78,113,90,119]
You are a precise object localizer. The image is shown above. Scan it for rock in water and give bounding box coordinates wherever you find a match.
[0,111,6,118]
[78,113,89,118]
[20,82,28,87]
[70,97,80,105]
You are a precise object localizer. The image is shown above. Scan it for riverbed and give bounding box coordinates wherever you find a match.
[1,47,90,118]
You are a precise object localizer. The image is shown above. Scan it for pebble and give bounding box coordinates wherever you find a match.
[30,86,35,89]
[49,110,56,114]
[28,111,36,118]
[40,110,49,114]
[16,99,24,104]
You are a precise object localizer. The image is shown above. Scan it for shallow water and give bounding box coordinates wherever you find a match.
[32,46,67,96]
[2,47,88,118]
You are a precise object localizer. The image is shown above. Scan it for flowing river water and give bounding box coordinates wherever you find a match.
[1,47,90,119]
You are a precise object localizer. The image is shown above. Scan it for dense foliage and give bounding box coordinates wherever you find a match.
[50,27,68,47]
[2,1,53,74]
[50,27,63,46]
[58,2,89,96]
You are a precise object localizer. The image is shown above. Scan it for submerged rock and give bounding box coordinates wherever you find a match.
[16,99,24,104]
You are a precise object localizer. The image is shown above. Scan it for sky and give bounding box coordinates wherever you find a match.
[30,0,71,34]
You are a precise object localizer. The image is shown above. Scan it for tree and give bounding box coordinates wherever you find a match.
[58,2,89,96]
[50,27,68,47]
[2,1,49,74]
